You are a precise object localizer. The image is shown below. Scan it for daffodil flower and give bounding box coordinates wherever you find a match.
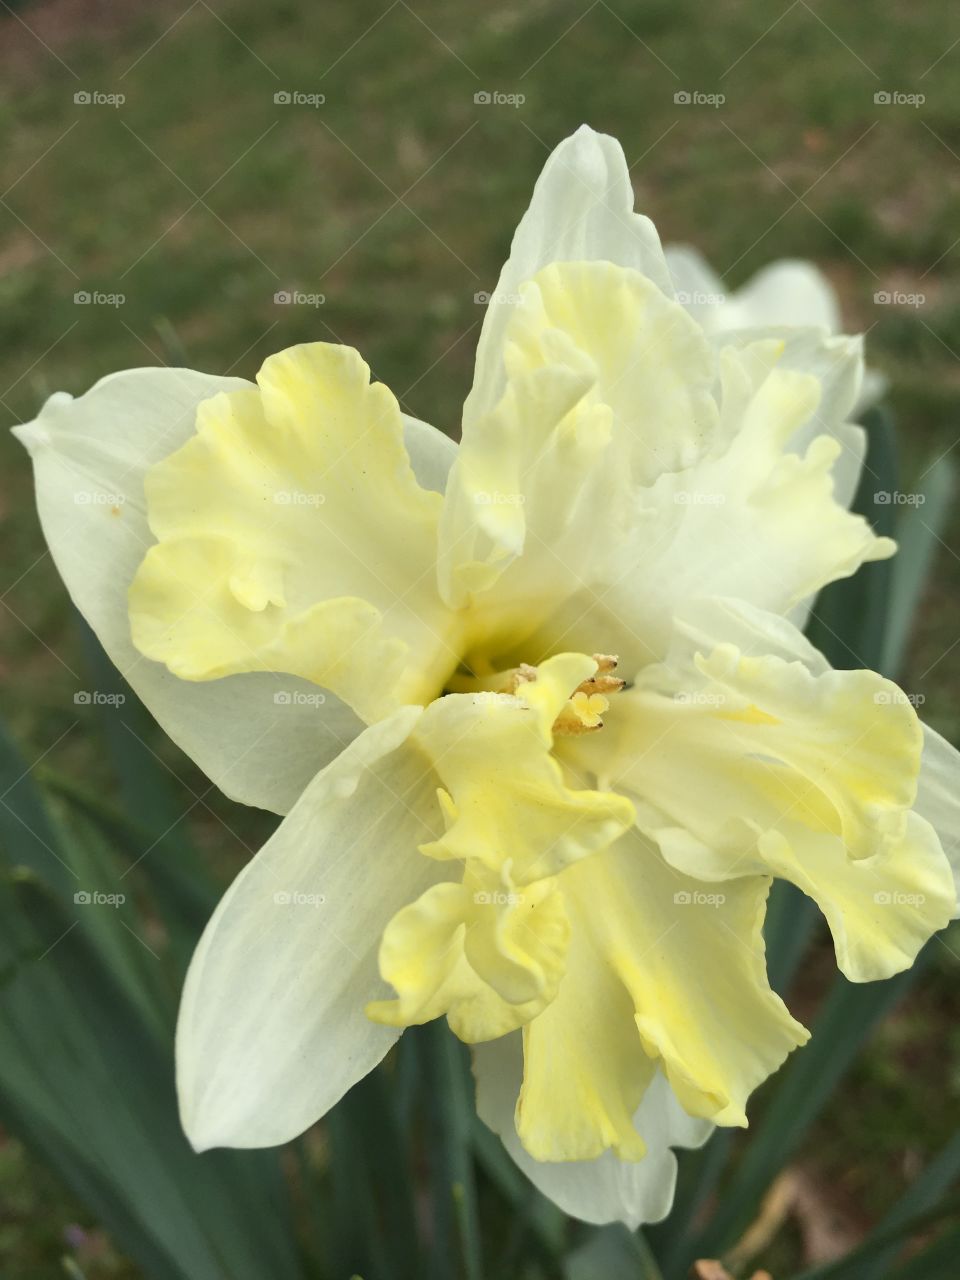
[15,125,960,1230]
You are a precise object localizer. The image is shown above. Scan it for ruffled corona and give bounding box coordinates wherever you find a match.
[366,654,634,1043]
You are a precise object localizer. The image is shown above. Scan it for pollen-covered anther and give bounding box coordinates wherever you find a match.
[553,655,624,736]
[505,662,540,693]
[579,653,626,697]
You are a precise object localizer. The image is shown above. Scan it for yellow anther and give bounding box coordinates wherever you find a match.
[507,663,540,693]
[571,690,609,727]
[577,654,626,698]
[552,655,623,736]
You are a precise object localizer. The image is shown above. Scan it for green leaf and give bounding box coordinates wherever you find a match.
[563,1225,662,1280]
[0,719,76,897]
[76,615,189,838]
[0,719,306,1280]
[74,619,225,965]
[646,1129,733,1276]
[418,1021,484,1280]
[805,404,898,675]
[0,870,304,1280]
[880,456,955,680]
[471,1115,567,1260]
[764,879,822,996]
[53,802,171,1035]
[325,1055,420,1280]
[41,765,218,972]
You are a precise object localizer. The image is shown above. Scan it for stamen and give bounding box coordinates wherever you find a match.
[553,655,624,736]
[576,653,626,697]
[506,663,540,693]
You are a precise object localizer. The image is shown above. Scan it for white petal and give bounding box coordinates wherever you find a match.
[664,244,727,322]
[465,124,672,429]
[473,1033,711,1228]
[662,594,830,672]
[859,367,889,413]
[710,326,865,456]
[177,706,444,1150]
[668,254,841,336]
[402,413,458,493]
[627,330,887,649]
[916,724,960,916]
[14,368,363,814]
[732,260,842,333]
[710,329,870,633]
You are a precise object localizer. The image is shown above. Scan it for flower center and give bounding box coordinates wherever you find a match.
[366,650,637,1050]
[448,653,624,735]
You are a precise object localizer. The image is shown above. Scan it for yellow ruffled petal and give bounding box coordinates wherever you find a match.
[757,813,952,981]
[518,831,807,1160]
[582,606,957,982]
[368,654,635,1043]
[518,893,657,1162]
[463,867,569,1006]
[366,867,570,1043]
[417,654,635,880]
[129,342,459,722]
[438,260,717,635]
[505,259,719,486]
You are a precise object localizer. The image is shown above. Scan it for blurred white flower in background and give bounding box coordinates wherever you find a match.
[666,246,887,415]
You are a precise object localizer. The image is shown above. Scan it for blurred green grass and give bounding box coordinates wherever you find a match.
[1,0,959,1273]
